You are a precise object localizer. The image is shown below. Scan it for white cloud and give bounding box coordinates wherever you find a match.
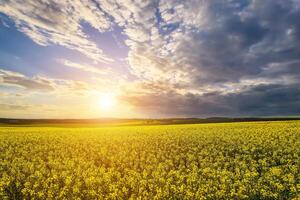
[58,59,111,75]
[0,0,113,63]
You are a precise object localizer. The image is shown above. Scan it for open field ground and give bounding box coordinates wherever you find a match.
[0,121,300,199]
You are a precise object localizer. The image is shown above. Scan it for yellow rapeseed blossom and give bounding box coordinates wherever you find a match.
[0,121,299,199]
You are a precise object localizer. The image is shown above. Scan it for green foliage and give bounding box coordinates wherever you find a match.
[0,121,299,199]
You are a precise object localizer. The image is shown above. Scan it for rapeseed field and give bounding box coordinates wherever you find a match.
[0,121,299,199]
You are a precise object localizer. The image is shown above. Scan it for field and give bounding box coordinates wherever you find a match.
[0,121,300,199]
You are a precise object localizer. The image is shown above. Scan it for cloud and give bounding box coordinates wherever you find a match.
[0,68,96,94]
[0,0,113,63]
[58,59,111,75]
[0,102,67,118]
[0,103,30,111]
[122,83,300,117]
[0,69,55,91]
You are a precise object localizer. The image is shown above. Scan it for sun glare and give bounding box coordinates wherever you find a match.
[98,93,116,111]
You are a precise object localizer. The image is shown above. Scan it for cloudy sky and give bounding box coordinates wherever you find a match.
[0,0,300,118]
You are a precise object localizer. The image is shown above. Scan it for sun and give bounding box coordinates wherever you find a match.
[98,93,116,111]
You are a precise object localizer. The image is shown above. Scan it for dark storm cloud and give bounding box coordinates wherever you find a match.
[232,83,300,116]
[170,0,300,85]
[123,83,300,117]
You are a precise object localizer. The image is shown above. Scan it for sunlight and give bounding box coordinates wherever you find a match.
[98,93,117,111]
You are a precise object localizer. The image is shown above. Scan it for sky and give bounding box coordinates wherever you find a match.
[0,0,300,118]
